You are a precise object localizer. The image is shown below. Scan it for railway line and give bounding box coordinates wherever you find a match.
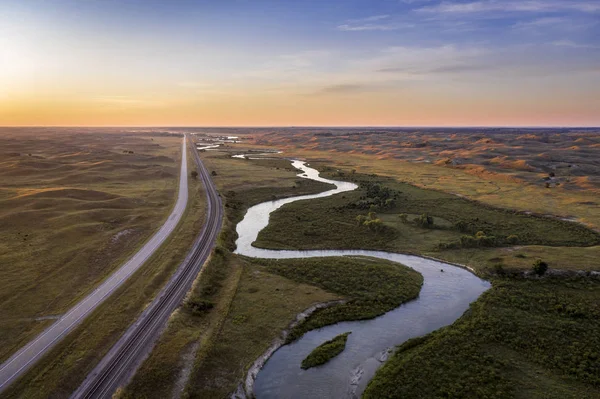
[72,135,222,398]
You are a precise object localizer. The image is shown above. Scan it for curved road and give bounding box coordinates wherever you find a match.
[0,135,190,394]
[71,135,222,398]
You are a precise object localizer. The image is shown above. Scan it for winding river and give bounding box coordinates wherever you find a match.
[234,160,490,398]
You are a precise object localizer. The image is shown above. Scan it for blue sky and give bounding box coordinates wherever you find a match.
[1,0,599,125]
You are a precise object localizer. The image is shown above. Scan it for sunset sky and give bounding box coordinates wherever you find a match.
[1,0,599,126]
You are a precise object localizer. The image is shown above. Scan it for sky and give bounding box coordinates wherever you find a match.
[0,0,599,126]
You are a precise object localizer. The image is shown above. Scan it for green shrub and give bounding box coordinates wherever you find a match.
[533,259,549,276]
[301,332,351,369]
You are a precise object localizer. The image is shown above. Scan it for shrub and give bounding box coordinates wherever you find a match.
[506,234,519,245]
[533,260,548,276]
[416,213,434,228]
[186,299,214,316]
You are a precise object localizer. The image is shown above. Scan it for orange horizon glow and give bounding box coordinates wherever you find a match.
[1,2,599,127]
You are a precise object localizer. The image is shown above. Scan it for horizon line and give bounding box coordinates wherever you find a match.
[1,125,599,129]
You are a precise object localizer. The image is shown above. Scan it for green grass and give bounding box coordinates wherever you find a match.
[254,256,423,342]
[277,147,600,230]
[363,276,600,399]
[301,332,351,370]
[254,170,600,274]
[2,143,205,399]
[182,258,338,398]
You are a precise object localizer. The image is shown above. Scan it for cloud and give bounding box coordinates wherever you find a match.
[551,40,600,49]
[417,1,600,14]
[337,23,411,31]
[379,64,494,74]
[91,96,165,108]
[314,84,370,95]
[348,15,390,22]
[337,15,413,31]
[512,17,566,29]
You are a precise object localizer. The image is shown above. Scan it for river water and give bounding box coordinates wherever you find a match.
[233,160,490,398]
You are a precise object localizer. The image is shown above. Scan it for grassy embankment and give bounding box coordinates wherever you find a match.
[2,139,208,398]
[255,168,600,274]
[301,332,351,370]
[122,150,423,398]
[364,276,600,399]
[0,131,182,362]
[186,256,421,398]
[256,256,422,342]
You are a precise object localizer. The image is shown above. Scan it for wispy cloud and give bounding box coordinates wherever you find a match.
[512,17,566,29]
[337,23,412,31]
[379,63,494,74]
[418,1,600,14]
[348,15,390,22]
[337,15,413,31]
[551,40,600,49]
[314,84,369,95]
[91,96,165,108]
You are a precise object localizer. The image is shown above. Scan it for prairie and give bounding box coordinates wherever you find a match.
[2,137,207,398]
[0,128,180,361]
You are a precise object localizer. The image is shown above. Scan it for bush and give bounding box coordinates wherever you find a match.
[186,299,214,316]
[301,332,351,369]
[533,260,548,276]
[416,213,434,228]
[506,234,519,245]
[191,170,198,179]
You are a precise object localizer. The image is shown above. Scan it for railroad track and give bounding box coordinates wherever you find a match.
[72,134,223,399]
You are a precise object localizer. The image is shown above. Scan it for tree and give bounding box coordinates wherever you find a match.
[532,259,548,276]
[506,234,519,245]
[191,170,198,179]
[356,215,367,226]
[211,170,217,176]
[416,214,434,228]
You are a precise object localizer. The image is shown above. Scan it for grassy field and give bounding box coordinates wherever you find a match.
[276,147,600,230]
[2,142,206,399]
[254,168,600,274]
[364,276,600,399]
[118,149,336,398]
[301,332,350,370]
[0,129,182,361]
[255,256,422,342]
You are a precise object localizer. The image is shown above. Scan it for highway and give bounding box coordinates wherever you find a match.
[0,135,191,394]
[71,135,223,398]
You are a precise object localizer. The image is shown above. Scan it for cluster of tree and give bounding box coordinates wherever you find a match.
[356,212,385,232]
[398,213,435,228]
[122,150,134,154]
[439,232,520,249]
[346,182,400,211]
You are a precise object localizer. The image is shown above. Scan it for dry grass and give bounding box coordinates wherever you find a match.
[0,128,182,362]
[2,142,206,399]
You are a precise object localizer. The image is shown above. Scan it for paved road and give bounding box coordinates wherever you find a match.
[0,136,189,394]
[71,135,223,398]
